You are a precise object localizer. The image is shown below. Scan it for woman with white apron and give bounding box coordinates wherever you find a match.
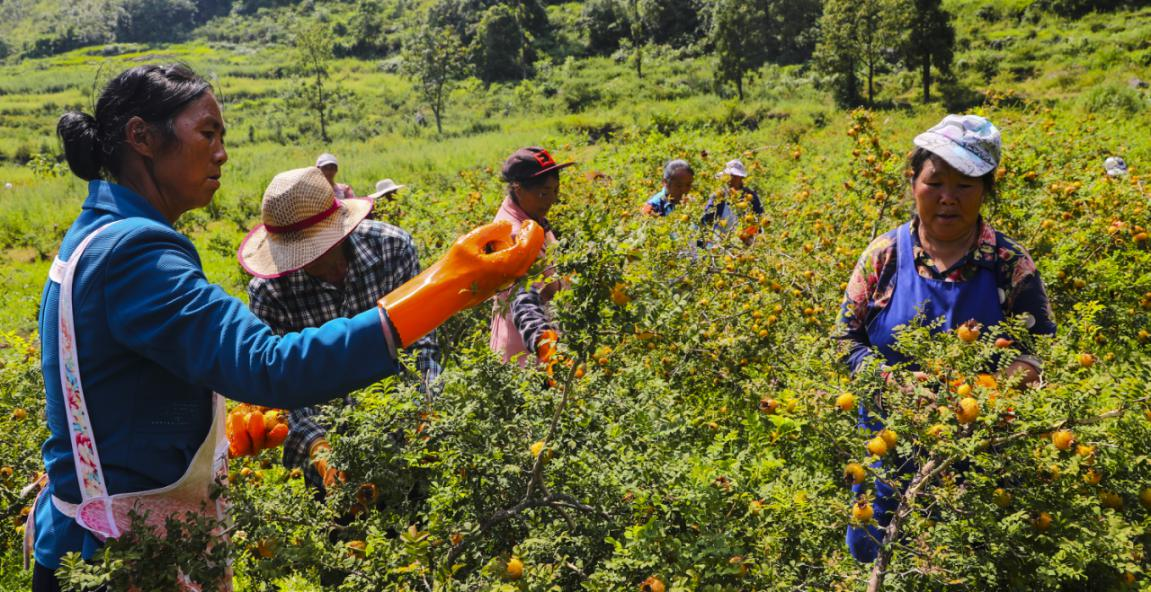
[27,64,543,591]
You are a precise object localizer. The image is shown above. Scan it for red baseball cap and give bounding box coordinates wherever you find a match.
[501,147,574,182]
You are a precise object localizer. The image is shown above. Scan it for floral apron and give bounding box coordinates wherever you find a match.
[24,221,233,591]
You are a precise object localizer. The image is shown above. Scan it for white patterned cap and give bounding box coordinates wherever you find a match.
[1104,156,1128,177]
[913,114,1001,177]
[721,159,749,178]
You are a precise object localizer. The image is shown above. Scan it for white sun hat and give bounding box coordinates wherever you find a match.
[367,178,407,199]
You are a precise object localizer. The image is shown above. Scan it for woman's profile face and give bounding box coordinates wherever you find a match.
[913,155,984,243]
[149,92,228,215]
[514,174,561,222]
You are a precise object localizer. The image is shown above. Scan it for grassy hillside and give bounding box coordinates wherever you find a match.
[1,3,1151,591]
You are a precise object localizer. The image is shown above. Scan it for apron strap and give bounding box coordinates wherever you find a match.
[52,221,124,530]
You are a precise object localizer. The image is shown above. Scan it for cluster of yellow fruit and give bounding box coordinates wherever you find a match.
[226,404,289,458]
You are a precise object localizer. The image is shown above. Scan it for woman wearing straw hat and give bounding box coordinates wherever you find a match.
[240,167,440,495]
[835,114,1056,564]
[29,63,542,591]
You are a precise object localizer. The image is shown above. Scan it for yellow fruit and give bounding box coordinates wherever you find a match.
[957,324,980,343]
[992,488,1012,509]
[759,398,779,415]
[0,467,13,480]
[1052,430,1076,451]
[1100,491,1123,510]
[1077,353,1095,368]
[926,424,948,439]
[610,283,632,306]
[10,408,27,421]
[1032,511,1052,531]
[956,398,981,425]
[844,463,866,486]
[835,392,856,412]
[1075,444,1095,459]
[255,539,275,559]
[504,556,524,580]
[346,540,366,559]
[878,429,897,449]
[956,383,972,397]
[866,436,889,457]
[530,440,546,459]
[1083,469,1102,485]
[640,576,666,592]
[1139,487,1151,510]
[852,498,874,522]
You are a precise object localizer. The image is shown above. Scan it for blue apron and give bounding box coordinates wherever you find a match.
[847,222,1003,563]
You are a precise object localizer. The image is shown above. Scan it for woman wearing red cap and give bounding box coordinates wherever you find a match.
[489,147,574,368]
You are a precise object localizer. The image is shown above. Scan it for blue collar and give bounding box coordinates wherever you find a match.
[82,180,174,227]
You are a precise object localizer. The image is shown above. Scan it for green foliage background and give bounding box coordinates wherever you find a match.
[1,1,1150,591]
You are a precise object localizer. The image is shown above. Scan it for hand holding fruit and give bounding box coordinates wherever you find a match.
[536,329,559,367]
[379,219,546,347]
[309,439,346,489]
[226,404,289,458]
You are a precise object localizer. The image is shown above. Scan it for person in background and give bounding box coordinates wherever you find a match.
[29,63,543,591]
[1104,156,1128,177]
[642,159,694,216]
[701,159,764,243]
[368,178,406,201]
[366,178,407,221]
[241,167,441,496]
[490,147,574,368]
[835,114,1056,564]
[316,152,356,199]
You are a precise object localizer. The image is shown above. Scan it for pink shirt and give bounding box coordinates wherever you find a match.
[488,197,556,365]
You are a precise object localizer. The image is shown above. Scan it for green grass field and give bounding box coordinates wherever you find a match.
[2,2,1151,590]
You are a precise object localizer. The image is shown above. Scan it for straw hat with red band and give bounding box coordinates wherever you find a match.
[237,166,373,279]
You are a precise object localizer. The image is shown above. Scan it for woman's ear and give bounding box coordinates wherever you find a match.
[124,116,156,158]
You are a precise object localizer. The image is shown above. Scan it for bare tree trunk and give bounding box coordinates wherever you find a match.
[316,69,328,143]
[922,55,931,103]
[867,60,875,106]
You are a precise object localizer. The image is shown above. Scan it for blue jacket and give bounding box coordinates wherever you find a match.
[34,181,398,568]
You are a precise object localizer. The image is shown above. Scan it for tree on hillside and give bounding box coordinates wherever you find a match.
[638,0,701,47]
[293,21,335,143]
[116,0,197,43]
[474,3,532,83]
[709,0,767,100]
[402,23,469,135]
[760,0,822,65]
[581,0,630,55]
[815,0,910,107]
[348,0,390,58]
[904,0,955,104]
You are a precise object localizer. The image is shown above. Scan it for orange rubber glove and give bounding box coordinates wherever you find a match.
[380,219,546,348]
[536,329,559,366]
[309,439,346,489]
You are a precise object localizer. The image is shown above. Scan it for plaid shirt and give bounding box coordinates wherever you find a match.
[247,221,441,488]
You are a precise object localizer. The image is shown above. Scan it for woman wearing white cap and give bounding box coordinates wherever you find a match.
[316,152,356,199]
[700,158,764,243]
[836,114,1056,563]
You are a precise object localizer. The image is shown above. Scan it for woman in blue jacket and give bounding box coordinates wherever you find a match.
[27,64,542,591]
